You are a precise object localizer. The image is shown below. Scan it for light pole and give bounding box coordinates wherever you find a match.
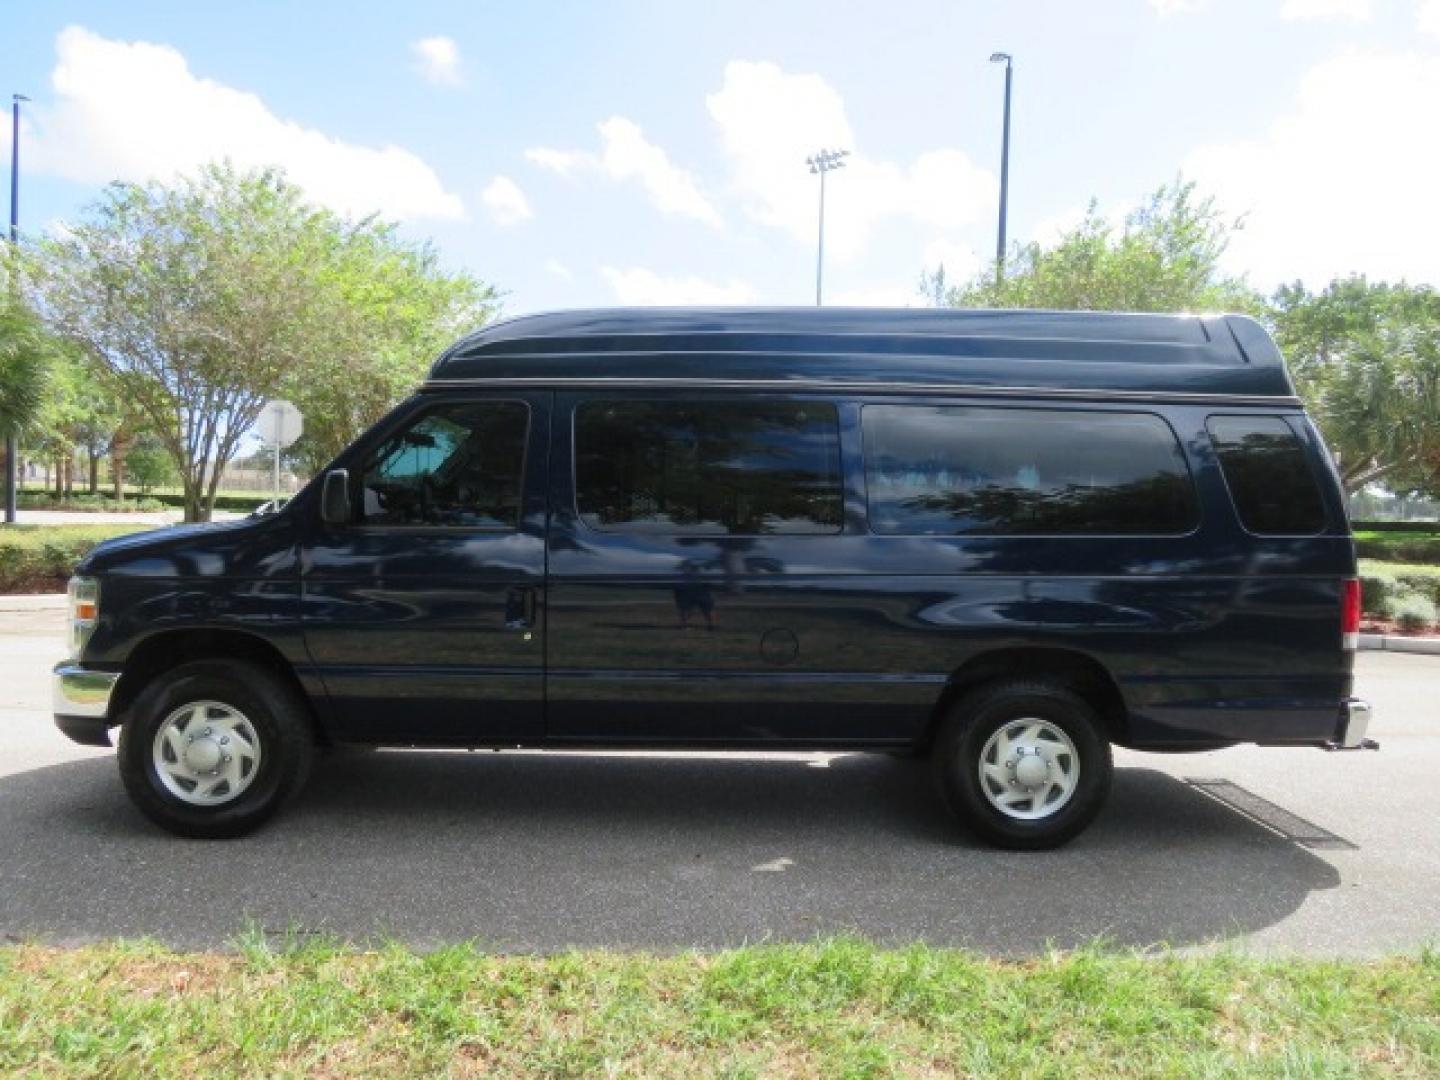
[5,93,27,525]
[806,147,848,306]
[989,52,1012,287]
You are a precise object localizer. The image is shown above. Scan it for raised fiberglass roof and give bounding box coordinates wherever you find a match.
[426,307,1296,401]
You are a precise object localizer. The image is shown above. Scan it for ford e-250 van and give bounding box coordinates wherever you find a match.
[53,308,1374,848]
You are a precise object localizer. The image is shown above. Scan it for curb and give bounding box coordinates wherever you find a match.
[0,593,67,612]
[1358,633,1440,656]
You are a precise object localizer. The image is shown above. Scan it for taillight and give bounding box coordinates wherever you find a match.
[1341,577,1360,650]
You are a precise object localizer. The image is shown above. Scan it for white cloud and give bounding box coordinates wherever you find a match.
[525,119,721,227]
[704,61,994,263]
[1027,206,1089,249]
[828,285,927,307]
[596,117,722,227]
[1185,49,1440,287]
[1148,0,1208,15]
[30,26,464,221]
[411,36,463,86]
[525,146,586,177]
[922,238,982,282]
[1419,0,1440,37]
[601,266,756,305]
[545,259,573,280]
[480,175,532,226]
[1280,0,1372,20]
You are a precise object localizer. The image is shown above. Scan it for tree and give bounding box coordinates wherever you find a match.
[124,432,180,495]
[1270,277,1440,494]
[926,179,1260,314]
[26,346,124,498]
[281,218,501,476]
[35,163,498,521]
[0,266,60,498]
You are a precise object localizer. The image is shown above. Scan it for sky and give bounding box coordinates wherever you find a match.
[7,0,1440,318]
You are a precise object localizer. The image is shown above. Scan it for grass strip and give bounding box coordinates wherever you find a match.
[1,936,1436,1078]
[1354,532,1440,566]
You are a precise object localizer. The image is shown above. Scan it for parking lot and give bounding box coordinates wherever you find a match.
[3,607,1436,955]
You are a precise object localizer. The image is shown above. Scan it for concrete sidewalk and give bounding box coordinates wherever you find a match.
[11,509,243,526]
[1357,633,1440,656]
[0,594,68,611]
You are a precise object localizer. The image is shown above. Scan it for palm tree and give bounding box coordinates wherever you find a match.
[0,295,55,505]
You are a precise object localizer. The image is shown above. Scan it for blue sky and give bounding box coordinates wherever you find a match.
[8,0,1440,316]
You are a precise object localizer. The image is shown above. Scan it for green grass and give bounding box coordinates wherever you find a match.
[0,937,1435,1078]
[0,523,151,593]
[1354,529,1440,542]
[1354,531,1440,566]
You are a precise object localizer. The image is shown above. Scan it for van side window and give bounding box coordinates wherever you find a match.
[1207,415,1326,535]
[575,400,843,534]
[359,401,528,527]
[863,405,1197,536]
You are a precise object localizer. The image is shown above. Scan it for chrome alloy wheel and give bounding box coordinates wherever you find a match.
[151,701,262,807]
[978,717,1080,821]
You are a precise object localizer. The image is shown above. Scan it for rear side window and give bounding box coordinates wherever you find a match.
[575,400,843,535]
[1207,415,1326,535]
[863,405,1198,536]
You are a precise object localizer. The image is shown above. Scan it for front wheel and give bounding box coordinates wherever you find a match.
[932,680,1113,850]
[117,659,315,838]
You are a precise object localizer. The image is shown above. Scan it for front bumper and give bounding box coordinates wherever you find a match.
[53,663,120,747]
[1328,697,1376,751]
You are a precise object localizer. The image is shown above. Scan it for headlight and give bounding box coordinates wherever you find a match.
[67,576,99,657]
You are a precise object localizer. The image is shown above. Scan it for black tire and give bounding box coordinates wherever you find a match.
[932,679,1112,850]
[117,659,315,839]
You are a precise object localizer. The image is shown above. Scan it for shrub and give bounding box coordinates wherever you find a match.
[1359,570,1398,615]
[0,525,148,592]
[1394,571,1440,607]
[18,491,168,513]
[1385,594,1438,634]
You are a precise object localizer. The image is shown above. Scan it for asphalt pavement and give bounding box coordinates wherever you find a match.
[2,609,1436,955]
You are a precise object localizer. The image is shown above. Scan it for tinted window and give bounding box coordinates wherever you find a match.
[359,401,527,527]
[864,405,1198,535]
[1207,415,1326,534]
[575,400,843,534]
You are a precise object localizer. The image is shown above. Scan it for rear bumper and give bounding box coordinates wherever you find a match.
[53,663,119,747]
[1328,697,1376,751]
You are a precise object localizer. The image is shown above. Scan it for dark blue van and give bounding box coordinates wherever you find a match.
[52,308,1373,848]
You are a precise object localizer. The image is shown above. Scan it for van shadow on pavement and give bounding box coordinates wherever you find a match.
[0,751,1341,952]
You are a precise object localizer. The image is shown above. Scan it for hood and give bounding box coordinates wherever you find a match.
[78,513,298,579]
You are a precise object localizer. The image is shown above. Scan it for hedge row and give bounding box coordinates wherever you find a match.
[18,491,168,513]
[150,492,271,512]
[0,525,147,593]
[1350,520,1440,535]
[1358,560,1440,632]
[1353,535,1440,565]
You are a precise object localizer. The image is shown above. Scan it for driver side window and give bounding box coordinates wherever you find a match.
[359,400,528,528]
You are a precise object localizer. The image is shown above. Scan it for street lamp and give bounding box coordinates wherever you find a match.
[806,147,849,306]
[5,93,27,525]
[989,52,1012,286]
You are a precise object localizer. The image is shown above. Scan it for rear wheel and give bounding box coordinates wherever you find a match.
[932,679,1112,849]
[117,659,314,838]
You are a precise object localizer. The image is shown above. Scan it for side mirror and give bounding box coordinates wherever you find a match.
[320,469,351,525]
